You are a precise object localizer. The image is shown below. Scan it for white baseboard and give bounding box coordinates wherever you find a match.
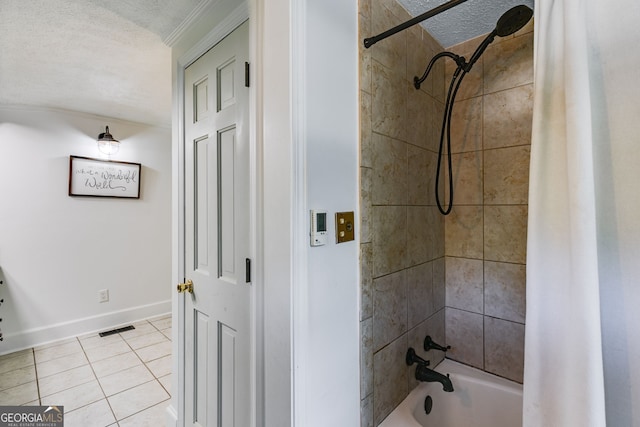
[0,300,171,355]
[165,403,178,427]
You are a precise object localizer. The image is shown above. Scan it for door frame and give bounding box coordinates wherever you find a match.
[173,3,258,426]
[172,0,303,425]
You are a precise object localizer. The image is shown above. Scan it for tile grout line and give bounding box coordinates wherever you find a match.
[6,317,171,419]
[116,397,172,426]
[32,348,42,406]
[37,339,95,399]
[62,336,117,423]
[112,320,171,423]
[146,319,173,396]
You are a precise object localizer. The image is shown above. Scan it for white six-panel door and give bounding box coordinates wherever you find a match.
[182,20,250,427]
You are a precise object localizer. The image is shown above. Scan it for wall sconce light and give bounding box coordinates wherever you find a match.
[97,126,120,155]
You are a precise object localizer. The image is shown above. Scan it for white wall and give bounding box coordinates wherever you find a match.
[0,106,172,354]
[588,2,640,425]
[169,0,360,425]
[298,0,360,425]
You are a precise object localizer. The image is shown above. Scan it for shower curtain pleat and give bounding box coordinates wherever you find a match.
[523,1,607,425]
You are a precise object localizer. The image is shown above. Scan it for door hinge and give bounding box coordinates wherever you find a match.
[245,62,250,87]
[245,258,251,283]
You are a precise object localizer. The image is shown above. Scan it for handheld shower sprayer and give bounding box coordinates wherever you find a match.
[414,5,533,215]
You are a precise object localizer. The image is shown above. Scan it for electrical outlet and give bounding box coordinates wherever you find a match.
[98,289,109,303]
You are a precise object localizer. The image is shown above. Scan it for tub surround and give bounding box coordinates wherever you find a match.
[359,0,533,427]
[359,0,446,425]
[443,24,532,384]
[360,1,533,425]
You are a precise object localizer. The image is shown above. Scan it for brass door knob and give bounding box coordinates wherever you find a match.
[177,279,194,294]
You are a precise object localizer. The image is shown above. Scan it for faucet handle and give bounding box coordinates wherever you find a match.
[424,335,451,352]
[406,348,430,367]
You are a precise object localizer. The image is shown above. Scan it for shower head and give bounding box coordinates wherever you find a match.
[463,5,533,70]
[495,5,533,37]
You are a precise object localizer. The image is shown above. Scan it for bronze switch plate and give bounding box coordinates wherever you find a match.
[336,211,355,243]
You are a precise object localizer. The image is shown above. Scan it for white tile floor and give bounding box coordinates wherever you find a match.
[0,315,172,426]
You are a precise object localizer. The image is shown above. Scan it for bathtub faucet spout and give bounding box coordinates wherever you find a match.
[415,363,454,392]
[406,347,454,392]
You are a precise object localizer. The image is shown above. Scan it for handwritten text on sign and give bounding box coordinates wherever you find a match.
[69,156,141,198]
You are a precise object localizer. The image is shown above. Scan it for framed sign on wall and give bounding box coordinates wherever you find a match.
[68,156,141,198]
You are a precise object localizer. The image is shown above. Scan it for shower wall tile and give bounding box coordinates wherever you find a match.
[441,22,531,391]
[412,58,430,99]
[449,95,483,153]
[361,91,373,168]
[377,0,411,23]
[433,101,445,152]
[360,167,372,243]
[484,261,526,324]
[407,262,434,328]
[446,57,483,102]
[451,150,483,205]
[484,317,525,383]
[447,36,485,101]
[373,270,407,351]
[373,333,409,425]
[484,145,530,205]
[372,205,407,277]
[422,150,438,206]
[483,32,533,94]
[361,394,373,427]
[361,317,373,398]
[446,257,484,314]
[484,205,528,264]
[431,308,446,347]
[408,309,446,390]
[432,257,446,311]
[359,13,372,95]
[413,30,446,103]
[359,0,371,22]
[425,207,444,261]
[371,0,407,78]
[407,26,432,87]
[409,31,434,97]
[445,308,484,369]
[361,243,373,320]
[407,206,429,267]
[360,3,447,424]
[372,132,407,205]
[409,309,446,367]
[430,42,445,104]
[407,144,430,205]
[445,205,483,259]
[372,61,407,141]
[483,84,533,150]
[406,86,436,150]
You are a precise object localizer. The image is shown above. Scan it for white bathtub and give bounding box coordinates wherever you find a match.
[380,359,523,427]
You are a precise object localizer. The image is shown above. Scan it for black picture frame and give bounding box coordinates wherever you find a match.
[68,156,141,198]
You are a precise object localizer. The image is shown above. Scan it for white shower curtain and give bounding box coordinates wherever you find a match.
[523,1,607,425]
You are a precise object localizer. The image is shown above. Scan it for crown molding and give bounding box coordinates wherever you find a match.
[163,0,217,47]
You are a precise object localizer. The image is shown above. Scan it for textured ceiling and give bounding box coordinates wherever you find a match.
[84,0,203,42]
[0,0,200,127]
[0,0,533,128]
[396,0,535,48]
